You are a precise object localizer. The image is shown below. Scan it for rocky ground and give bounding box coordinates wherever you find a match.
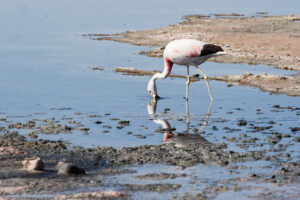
[85,14,300,96]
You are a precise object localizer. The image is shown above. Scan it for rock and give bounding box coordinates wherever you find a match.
[294,137,300,142]
[268,135,282,145]
[22,157,44,171]
[57,162,85,175]
[290,127,300,132]
[56,161,67,170]
[92,67,104,71]
[135,134,147,139]
[95,120,103,124]
[118,120,130,126]
[237,120,247,126]
[248,173,258,178]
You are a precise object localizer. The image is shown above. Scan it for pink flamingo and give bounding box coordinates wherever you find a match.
[147,39,227,101]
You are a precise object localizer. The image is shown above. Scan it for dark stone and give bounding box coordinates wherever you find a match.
[118,120,130,126]
[237,120,247,126]
[291,127,300,132]
[58,163,85,175]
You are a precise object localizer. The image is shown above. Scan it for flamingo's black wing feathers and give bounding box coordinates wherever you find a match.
[200,44,224,57]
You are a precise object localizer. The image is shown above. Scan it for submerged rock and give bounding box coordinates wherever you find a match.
[290,127,300,132]
[134,173,186,180]
[118,120,130,126]
[237,120,247,126]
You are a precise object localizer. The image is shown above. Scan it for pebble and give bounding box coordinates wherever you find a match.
[237,120,247,126]
[290,127,300,132]
[135,135,147,139]
[118,120,130,126]
[92,67,104,71]
[294,137,300,142]
[248,173,258,178]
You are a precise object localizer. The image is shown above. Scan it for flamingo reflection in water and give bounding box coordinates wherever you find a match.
[147,98,212,147]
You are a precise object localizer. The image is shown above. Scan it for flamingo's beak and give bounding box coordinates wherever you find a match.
[153,94,160,99]
[150,91,160,99]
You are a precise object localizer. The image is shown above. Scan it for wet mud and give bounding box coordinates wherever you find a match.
[1,102,300,199]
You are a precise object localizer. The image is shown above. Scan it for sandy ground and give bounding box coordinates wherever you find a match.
[86,14,300,96]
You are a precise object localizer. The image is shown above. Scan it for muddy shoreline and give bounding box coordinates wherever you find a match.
[1,130,300,199]
[1,103,300,199]
[85,14,300,96]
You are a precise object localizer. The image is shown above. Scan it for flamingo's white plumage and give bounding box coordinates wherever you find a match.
[147,39,227,100]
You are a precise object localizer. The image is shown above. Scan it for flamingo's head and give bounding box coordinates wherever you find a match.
[147,77,159,99]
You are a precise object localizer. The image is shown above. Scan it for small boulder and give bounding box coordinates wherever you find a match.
[56,161,67,170]
[22,157,44,171]
[57,162,85,175]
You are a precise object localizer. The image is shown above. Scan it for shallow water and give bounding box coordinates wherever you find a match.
[0,0,299,156]
[1,0,300,199]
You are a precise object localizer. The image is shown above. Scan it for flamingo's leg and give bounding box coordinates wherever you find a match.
[196,66,214,102]
[185,94,190,129]
[186,65,190,101]
[197,99,213,133]
[186,65,190,121]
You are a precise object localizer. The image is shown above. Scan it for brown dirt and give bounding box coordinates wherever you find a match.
[85,14,300,96]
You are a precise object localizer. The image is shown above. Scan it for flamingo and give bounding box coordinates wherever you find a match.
[147,39,227,101]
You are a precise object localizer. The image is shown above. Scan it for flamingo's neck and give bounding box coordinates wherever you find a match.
[153,57,173,80]
[147,57,173,97]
